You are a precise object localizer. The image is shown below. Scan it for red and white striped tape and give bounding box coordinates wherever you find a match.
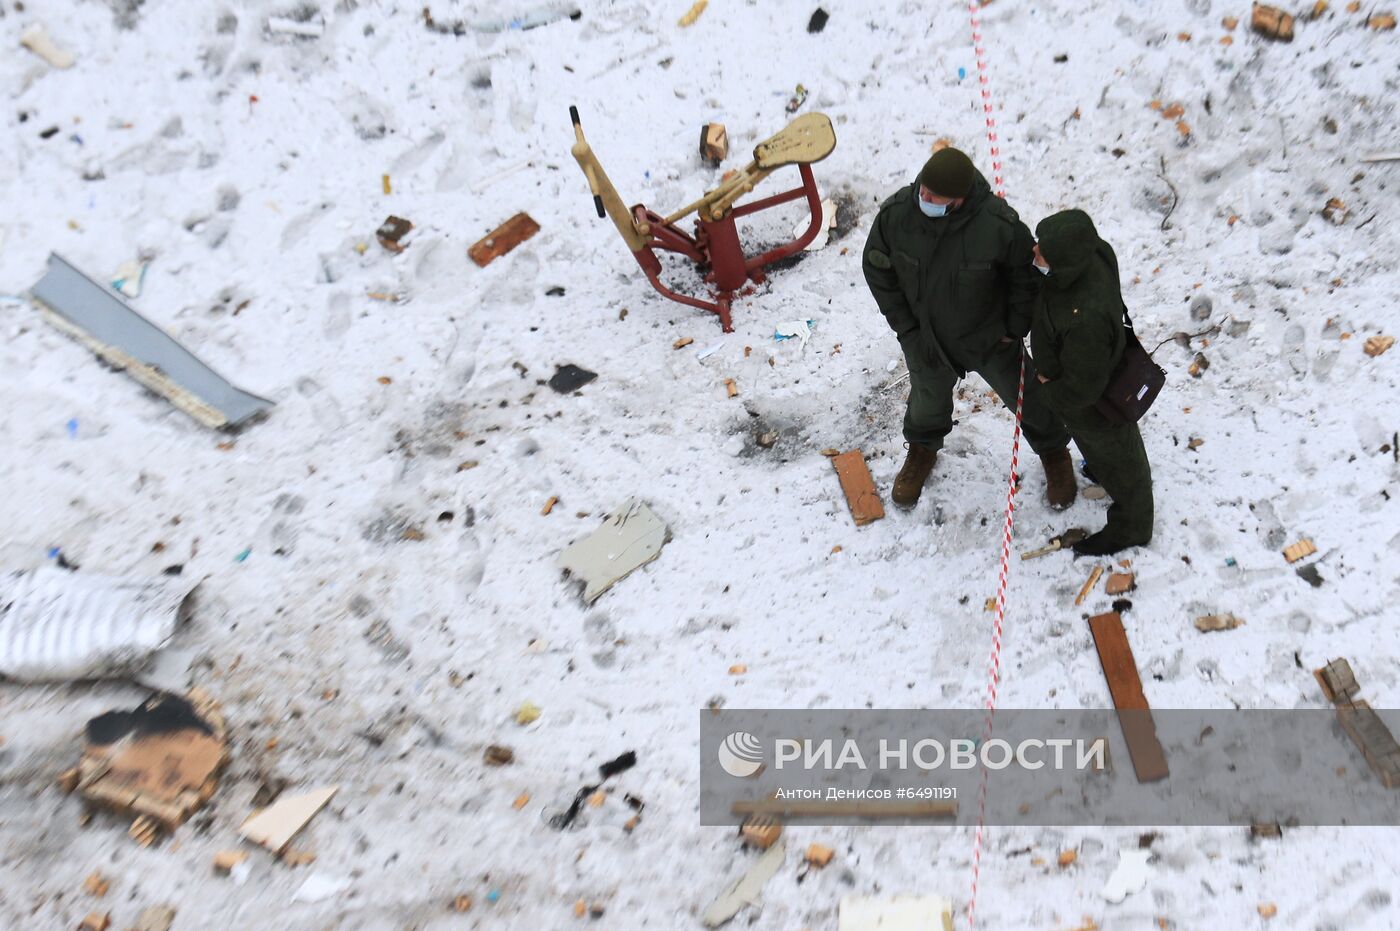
[964,1,1023,926]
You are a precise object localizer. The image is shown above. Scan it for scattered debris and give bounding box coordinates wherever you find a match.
[838,895,954,931]
[1194,613,1244,632]
[548,364,598,393]
[558,499,669,603]
[793,198,838,250]
[679,0,708,27]
[239,786,339,855]
[1250,821,1283,840]
[1021,528,1088,560]
[1251,3,1296,40]
[111,259,148,299]
[1320,197,1349,226]
[740,814,782,850]
[541,496,559,516]
[1102,849,1152,903]
[515,701,542,725]
[700,123,729,165]
[1315,658,1400,787]
[20,23,75,68]
[774,319,814,347]
[1364,335,1395,357]
[213,850,249,876]
[1058,848,1079,868]
[786,83,809,113]
[756,431,778,449]
[599,751,637,779]
[1104,572,1136,595]
[702,841,785,927]
[820,448,840,457]
[724,378,739,398]
[452,894,473,912]
[469,213,540,267]
[0,568,197,682]
[673,336,695,350]
[831,450,885,527]
[67,692,228,839]
[1088,611,1169,782]
[30,254,274,428]
[268,15,325,37]
[484,745,514,766]
[78,913,111,931]
[805,843,835,867]
[1083,485,1108,500]
[1296,564,1324,587]
[1282,538,1317,563]
[1370,12,1397,29]
[382,174,392,195]
[131,905,177,931]
[1259,902,1279,919]
[292,873,351,904]
[83,872,110,897]
[1188,352,1209,377]
[1075,566,1105,606]
[808,8,829,32]
[376,216,414,253]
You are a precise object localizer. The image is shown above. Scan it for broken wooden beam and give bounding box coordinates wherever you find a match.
[1075,565,1105,606]
[468,212,540,267]
[1314,658,1400,788]
[830,450,885,527]
[1087,611,1169,783]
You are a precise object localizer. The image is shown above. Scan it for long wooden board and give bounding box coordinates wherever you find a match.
[1087,611,1169,783]
[831,449,884,527]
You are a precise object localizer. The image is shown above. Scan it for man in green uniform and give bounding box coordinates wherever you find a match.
[1030,209,1154,555]
[862,147,1077,510]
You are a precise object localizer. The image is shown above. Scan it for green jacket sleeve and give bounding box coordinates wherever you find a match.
[1040,308,1121,410]
[1000,217,1040,339]
[862,212,919,339]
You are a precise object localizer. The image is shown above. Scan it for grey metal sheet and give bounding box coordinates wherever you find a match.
[29,253,274,428]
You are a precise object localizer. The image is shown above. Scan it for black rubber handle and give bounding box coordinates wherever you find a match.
[570,105,581,126]
[593,195,605,219]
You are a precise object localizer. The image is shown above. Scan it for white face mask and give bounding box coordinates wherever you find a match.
[918,198,949,218]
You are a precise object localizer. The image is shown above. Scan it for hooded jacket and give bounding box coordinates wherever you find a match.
[862,169,1040,374]
[1029,209,1127,416]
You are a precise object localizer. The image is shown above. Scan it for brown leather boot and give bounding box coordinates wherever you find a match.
[892,443,938,509]
[1040,447,1077,510]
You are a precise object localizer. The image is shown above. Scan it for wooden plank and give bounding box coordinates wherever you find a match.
[468,212,540,267]
[831,450,884,527]
[1075,565,1104,606]
[1087,611,1169,783]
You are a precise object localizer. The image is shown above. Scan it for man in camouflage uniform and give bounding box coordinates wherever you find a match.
[862,147,1077,510]
[1030,209,1154,555]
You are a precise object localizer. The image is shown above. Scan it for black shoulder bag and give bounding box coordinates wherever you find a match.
[1093,305,1166,425]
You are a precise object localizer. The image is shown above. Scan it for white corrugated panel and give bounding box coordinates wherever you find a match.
[0,567,196,682]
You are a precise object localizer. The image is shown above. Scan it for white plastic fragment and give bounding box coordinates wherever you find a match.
[0,567,196,682]
[20,23,75,69]
[793,197,837,250]
[773,319,813,349]
[292,872,351,904]
[267,16,325,37]
[702,841,785,927]
[695,339,726,362]
[838,894,954,931]
[112,260,147,298]
[240,786,339,853]
[557,499,669,603]
[1102,848,1152,903]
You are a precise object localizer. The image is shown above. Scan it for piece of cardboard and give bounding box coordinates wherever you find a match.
[832,450,884,527]
[838,894,954,931]
[239,786,339,853]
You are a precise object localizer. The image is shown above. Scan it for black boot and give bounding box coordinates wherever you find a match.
[1072,530,1134,557]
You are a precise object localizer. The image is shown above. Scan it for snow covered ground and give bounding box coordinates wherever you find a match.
[2,0,1399,927]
